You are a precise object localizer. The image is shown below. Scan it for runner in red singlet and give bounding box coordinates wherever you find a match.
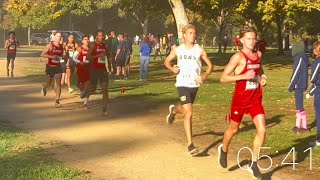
[4,31,19,77]
[87,30,109,116]
[72,35,91,108]
[40,32,64,108]
[218,26,267,179]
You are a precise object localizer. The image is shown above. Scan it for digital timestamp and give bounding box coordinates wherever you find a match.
[237,147,313,170]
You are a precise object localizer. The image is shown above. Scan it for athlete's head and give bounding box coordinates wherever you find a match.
[110,31,115,37]
[182,24,196,44]
[68,34,75,43]
[82,35,90,46]
[240,26,257,51]
[118,33,124,42]
[54,32,62,43]
[9,31,15,38]
[313,41,320,57]
[95,29,105,43]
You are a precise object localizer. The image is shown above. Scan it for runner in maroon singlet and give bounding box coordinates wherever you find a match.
[87,30,109,116]
[40,32,64,108]
[4,31,19,77]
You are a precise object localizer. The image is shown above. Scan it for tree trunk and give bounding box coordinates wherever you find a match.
[276,14,284,55]
[142,18,148,35]
[97,10,103,29]
[284,25,290,50]
[28,26,31,46]
[217,27,223,53]
[168,0,189,44]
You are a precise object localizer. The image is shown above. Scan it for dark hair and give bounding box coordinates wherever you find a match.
[68,33,75,37]
[82,34,90,40]
[118,33,124,37]
[124,33,129,38]
[9,31,15,36]
[142,37,149,44]
[96,29,104,35]
[240,26,257,38]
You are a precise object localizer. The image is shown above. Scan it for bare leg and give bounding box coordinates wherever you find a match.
[54,73,62,101]
[182,103,193,145]
[252,114,266,161]
[222,120,240,153]
[43,77,52,89]
[10,59,15,77]
[101,81,108,113]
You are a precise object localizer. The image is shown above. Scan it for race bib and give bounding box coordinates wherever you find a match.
[246,75,259,90]
[52,57,62,64]
[83,56,89,63]
[9,45,15,49]
[69,51,74,57]
[98,57,106,64]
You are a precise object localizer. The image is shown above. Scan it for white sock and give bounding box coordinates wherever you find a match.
[84,98,88,105]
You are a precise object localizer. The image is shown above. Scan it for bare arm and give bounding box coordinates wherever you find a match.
[115,48,121,60]
[220,53,255,83]
[4,40,10,49]
[200,48,212,81]
[164,47,178,73]
[41,44,54,59]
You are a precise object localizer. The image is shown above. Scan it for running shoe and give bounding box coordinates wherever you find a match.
[218,144,227,168]
[83,103,89,109]
[41,87,47,96]
[55,102,62,108]
[291,126,301,134]
[299,128,311,134]
[80,89,87,99]
[309,140,320,147]
[247,161,262,180]
[187,143,199,155]
[68,88,74,94]
[166,104,176,124]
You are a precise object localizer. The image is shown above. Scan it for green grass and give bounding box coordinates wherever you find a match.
[0,122,87,179]
[3,46,320,175]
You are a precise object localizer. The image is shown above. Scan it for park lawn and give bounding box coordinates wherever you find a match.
[10,46,320,175]
[0,121,88,179]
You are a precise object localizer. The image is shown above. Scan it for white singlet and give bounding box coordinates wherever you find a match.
[175,44,202,88]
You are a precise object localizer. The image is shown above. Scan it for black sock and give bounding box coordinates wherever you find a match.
[55,99,60,103]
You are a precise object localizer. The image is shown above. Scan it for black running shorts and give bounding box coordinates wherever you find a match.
[7,53,16,62]
[177,87,199,104]
[45,65,63,78]
[90,68,108,85]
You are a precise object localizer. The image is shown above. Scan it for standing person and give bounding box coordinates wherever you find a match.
[218,26,267,179]
[64,34,79,93]
[256,34,267,55]
[87,30,109,116]
[222,35,228,53]
[107,31,118,75]
[153,37,163,61]
[231,35,240,51]
[289,41,310,134]
[124,33,133,79]
[59,37,67,87]
[115,33,128,81]
[309,41,320,147]
[72,35,91,108]
[212,36,217,48]
[164,24,212,155]
[4,31,19,77]
[139,37,152,81]
[166,33,172,56]
[40,32,64,108]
